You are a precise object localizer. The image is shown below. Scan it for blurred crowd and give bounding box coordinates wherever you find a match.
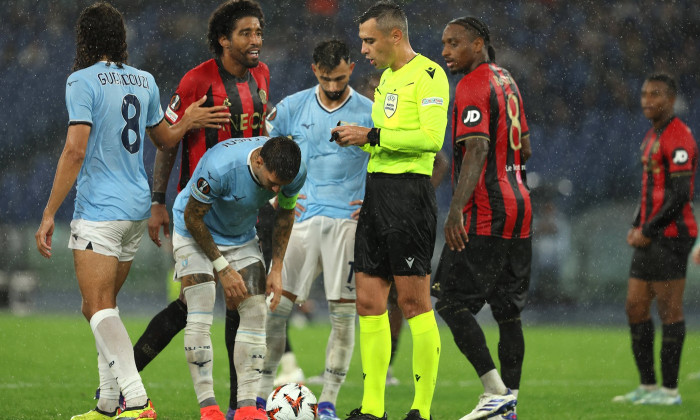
[1,0,699,222]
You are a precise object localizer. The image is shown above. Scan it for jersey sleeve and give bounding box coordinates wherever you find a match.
[278,160,307,209]
[188,155,225,205]
[454,74,491,144]
[379,66,449,153]
[165,70,199,125]
[266,97,292,137]
[662,126,696,176]
[145,73,165,128]
[65,73,94,125]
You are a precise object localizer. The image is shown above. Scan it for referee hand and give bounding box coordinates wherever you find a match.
[444,207,468,251]
[332,125,371,147]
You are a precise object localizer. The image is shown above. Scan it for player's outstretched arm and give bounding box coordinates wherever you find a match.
[445,136,489,252]
[35,124,90,258]
[147,95,230,149]
[184,196,247,299]
[267,207,295,311]
[147,146,178,247]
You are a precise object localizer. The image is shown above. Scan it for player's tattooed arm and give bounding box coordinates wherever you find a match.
[153,146,178,193]
[270,207,295,269]
[444,137,489,251]
[184,196,220,261]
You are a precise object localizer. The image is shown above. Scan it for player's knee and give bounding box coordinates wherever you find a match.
[625,298,650,321]
[237,295,267,345]
[184,282,215,328]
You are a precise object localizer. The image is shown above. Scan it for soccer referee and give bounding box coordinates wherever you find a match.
[332,2,448,420]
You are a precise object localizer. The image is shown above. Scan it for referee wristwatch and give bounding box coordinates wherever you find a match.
[151,191,166,205]
[367,128,381,147]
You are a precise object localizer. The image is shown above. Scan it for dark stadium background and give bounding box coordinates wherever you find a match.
[1,0,699,320]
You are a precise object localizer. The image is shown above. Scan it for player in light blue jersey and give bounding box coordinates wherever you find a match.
[170,136,305,420]
[258,40,373,420]
[34,3,229,420]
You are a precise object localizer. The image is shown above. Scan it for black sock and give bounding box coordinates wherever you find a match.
[630,319,656,385]
[284,325,292,353]
[133,299,187,371]
[226,308,241,409]
[436,299,496,376]
[497,317,525,390]
[661,321,685,389]
[389,335,399,366]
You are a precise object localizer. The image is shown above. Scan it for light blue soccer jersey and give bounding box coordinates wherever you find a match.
[66,61,164,221]
[172,136,307,246]
[266,86,372,222]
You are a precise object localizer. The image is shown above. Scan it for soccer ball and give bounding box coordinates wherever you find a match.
[266,383,318,420]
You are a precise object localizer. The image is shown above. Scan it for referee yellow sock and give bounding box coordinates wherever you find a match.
[408,310,441,419]
[359,311,391,417]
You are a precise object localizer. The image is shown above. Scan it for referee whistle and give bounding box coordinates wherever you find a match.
[329,121,341,142]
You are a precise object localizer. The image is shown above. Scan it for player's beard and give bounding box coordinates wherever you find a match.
[323,85,347,101]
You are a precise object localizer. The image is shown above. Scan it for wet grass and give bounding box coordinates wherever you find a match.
[1,313,700,419]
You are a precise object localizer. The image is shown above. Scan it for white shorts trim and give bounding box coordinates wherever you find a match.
[282,216,357,302]
[68,219,147,262]
[172,232,264,281]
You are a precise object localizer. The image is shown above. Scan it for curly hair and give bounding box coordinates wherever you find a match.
[208,0,265,57]
[72,2,128,71]
[312,39,351,71]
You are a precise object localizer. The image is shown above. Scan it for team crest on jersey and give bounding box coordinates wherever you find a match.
[384,93,398,118]
[672,148,689,164]
[462,106,482,127]
[267,106,277,121]
[196,177,211,195]
[169,94,181,111]
[259,89,268,105]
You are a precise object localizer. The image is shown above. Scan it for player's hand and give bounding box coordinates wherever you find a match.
[627,227,651,248]
[35,214,55,258]
[349,199,363,220]
[331,125,371,147]
[219,265,247,299]
[294,194,307,218]
[266,269,283,311]
[148,203,170,247]
[184,95,231,130]
[444,206,468,251]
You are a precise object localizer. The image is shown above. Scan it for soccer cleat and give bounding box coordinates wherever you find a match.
[612,386,656,403]
[256,396,266,411]
[233,405,268,420]
[115,399,156,419]
[95,388,126,412]
[71,407,119,420]
[633,389,682,405]
[273,367,306,387]
[345,408,387,420]
[225,407,236,420]
[386,367,400,386]
[201,405,225,420]
[306,372,325,385]
[318,402,340,420]
[459,391,517,420]
[403,409,432,420]
[499,409,517,420]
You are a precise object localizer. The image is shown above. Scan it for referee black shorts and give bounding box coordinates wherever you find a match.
[354,172,437,279]
[432,235,531,320]
[629,237,694,281]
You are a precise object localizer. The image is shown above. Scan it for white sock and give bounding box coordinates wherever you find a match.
[236,295,267,405]
[641,384,658,391]
[96,347,120,413]
[510,388,519,398]
[259,295,293,398]
[90,308,147,408]
[480,369,507,395]
[661,387,678,396]
[184,282,216,404]
[319,302,356,405]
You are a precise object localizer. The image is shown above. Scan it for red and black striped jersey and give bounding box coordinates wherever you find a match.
[452,62,532,239]
[164,59,270,190]
[637,117,697,239]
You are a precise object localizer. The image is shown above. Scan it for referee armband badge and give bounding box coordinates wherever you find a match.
[277,192,299,210]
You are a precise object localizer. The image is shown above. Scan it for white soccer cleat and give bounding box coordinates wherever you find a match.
[612,386,656,403]
[460,391,517,420]
[633,389,682,405]
[273,367,305,387]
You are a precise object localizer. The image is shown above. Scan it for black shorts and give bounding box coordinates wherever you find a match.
[432,235,531,319]
[354,173,437,278]
[629,237,694,281]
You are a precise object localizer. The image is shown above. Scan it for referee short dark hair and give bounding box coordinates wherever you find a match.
[646,73,677,97]
[358,1,408,37]
[261,137,301,182]
[208,0,265,57]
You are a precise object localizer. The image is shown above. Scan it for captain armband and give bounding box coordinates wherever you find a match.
[277,192,299,210]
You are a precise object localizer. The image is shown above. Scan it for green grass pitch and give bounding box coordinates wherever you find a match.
[1,313,700,419]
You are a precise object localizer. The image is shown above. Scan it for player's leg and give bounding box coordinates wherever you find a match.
[132,292,188,372]
[386,282,402,385]
[225,294,241,419]
[230,260,268,420]
[317,217,357,420]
